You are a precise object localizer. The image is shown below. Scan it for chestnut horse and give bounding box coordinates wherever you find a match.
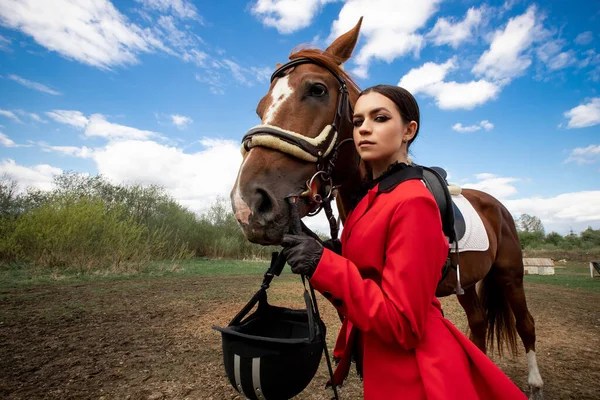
[231,18,543,399]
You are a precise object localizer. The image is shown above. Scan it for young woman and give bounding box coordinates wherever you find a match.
[282,85,526,399]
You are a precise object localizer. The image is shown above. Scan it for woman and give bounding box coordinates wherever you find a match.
[282,85,526,399]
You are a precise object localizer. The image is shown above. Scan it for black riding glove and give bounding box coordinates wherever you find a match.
[281,234,324,277]
[322,238,342,255]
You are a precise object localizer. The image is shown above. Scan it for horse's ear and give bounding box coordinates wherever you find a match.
[324,17,363,64]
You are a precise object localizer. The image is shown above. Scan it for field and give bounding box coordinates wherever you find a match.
[1,260,599,399]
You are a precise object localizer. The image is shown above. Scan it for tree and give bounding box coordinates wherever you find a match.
[544,231,563,246]
[516,214,545,235]
[0,174,20,217]
[580,227,600,247]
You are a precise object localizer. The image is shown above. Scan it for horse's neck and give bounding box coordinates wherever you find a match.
[335,90,365,222]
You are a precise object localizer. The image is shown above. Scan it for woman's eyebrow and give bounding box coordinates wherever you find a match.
[353,107,390,118]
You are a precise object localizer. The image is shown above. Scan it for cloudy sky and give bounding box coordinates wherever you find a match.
[0,0,598,235]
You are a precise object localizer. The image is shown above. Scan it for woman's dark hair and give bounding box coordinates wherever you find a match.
[359,85,420,148]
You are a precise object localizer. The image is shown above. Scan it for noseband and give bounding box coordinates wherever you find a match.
[241,57,354,215]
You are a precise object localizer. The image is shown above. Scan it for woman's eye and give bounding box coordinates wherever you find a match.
[309,84,327,97]
[353,120,363,127]
[375,115,389,122]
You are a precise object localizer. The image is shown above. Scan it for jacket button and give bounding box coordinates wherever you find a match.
[333,298,343,307]
[323,291,332,299]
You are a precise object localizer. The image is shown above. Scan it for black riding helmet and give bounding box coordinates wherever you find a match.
[213,255,325,400]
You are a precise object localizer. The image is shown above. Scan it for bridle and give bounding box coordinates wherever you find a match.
[241,57,355,220]
[241,58,356,400]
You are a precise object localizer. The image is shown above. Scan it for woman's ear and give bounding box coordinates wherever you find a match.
[404,121,418,142]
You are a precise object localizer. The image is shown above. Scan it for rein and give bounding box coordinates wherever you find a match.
[241,57,355,400]
[241,57,355,221]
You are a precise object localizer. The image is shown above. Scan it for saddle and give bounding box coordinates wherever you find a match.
[421,166,466,245]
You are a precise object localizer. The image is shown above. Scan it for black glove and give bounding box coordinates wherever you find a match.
[281,234,324,277]
[322,238,342,255]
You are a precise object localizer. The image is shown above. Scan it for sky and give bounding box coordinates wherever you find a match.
[0,0,599,235]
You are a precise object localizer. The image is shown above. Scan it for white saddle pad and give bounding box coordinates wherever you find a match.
[449,194,489,253]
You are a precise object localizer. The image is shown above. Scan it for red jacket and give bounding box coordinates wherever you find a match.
[310,177,526,399]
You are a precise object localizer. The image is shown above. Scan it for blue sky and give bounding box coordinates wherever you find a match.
[0,0,598,234]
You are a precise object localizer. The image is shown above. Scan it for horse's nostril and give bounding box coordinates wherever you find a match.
[255,188,274,215]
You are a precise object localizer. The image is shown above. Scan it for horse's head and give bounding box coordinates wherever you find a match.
[231,19,363,245]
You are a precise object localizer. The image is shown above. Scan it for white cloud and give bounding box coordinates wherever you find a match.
[579,49,600,69]
[45,110,89,129]
[46,110,159,140]
[546,51,577,70]
[0,33,10,51]
[85,114,159,140]
[536,40,577,71]
[480,120,494,130]
[135,0,201,20]
[330,0,441,78]
[15,110,46,123]
[0,109,22,123]
[0,133,17,147]
[171,114,193,129]
[426,7,483,48]
[0,159,61,192]
[472,6,544,81]
[504,191,600,234]
[221,59,249,85]
[0,0,166,69]
[7,74,61,95]
[463,173,519,199]
[398,58,501,110]
[574,31,594,46]
[92,138,242,214]
[40,144,95,158]
[565,144,600,165]
[251,0,335,34]
[452,120,494,133]
[250,66,272,83]
[458,173,600,233]
[564,98,600,128]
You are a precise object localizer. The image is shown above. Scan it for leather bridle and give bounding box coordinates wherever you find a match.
[241,57,355,217]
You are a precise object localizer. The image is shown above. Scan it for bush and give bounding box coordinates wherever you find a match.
[7,195,191,271]
[0,173,278,271]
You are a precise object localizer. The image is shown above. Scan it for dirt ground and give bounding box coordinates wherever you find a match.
[1,274,599,399]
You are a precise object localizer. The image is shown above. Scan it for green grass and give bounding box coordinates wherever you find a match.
[524,261,600,293]
[0,258,288,289]
[2,258,598,295]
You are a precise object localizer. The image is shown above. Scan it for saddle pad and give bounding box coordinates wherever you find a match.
[449,194,489,253]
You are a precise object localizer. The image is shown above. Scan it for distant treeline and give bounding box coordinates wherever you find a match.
[1,173,598,271]
[515,212,600,251]
[0,173,278,271]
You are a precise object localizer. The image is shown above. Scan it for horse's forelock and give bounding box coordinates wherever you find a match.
[288,48,359,94]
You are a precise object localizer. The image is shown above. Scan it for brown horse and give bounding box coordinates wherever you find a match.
[231,19,544,399]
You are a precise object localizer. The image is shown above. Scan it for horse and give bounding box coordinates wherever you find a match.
[230,18,544,400]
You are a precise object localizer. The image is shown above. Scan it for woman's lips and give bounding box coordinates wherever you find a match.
[358,140,375,147]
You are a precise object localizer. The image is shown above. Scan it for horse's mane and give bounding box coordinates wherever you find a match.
[289,48,360,94]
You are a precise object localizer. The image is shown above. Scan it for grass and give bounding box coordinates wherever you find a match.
[0,258,286,289]
[524,261,600,293]
[1,258,598,295]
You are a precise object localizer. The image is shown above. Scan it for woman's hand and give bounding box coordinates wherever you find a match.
[281,234,324,277]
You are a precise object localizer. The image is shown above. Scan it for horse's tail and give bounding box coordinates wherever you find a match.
[478,270,519,356]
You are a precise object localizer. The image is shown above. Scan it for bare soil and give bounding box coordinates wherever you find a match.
[1,274,599,399]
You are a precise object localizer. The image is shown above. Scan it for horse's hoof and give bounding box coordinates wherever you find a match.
[529,385,543,400]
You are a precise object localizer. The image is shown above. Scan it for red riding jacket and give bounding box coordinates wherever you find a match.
[309,171,526,399]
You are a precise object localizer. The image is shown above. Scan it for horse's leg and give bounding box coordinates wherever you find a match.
[503,272,544,399]
[456,285,487,353]
[495,240,544,399]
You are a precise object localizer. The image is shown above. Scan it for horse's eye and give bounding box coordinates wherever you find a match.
[309,84,327,97]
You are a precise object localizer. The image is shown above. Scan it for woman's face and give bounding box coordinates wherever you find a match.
[352,92,408,172]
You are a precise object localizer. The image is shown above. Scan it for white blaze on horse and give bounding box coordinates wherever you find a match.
[231,18,544,400]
